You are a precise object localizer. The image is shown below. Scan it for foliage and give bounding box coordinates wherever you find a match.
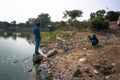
[105,11,120,21]
[17,22,26,27]
[10,20,17,26]
[63,10,83,20]
[41,32,58,41]
[25,13,51,27]
[90,13,96,19]
[79,21,88,29]
[36,13,51,27]
[89,10,109,30]
[0,9,120,31]
[51,21,66,29]
[90,9,106,19]
[96,9,106,16]
[0,21,10,28]
[26,18,36,27]
[88,16,109,30]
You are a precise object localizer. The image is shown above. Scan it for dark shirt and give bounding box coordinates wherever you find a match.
[91,37,99,44]
[34,26,41,39]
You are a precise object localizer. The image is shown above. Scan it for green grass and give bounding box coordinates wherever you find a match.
[41,31,75,42]
[41,32,60,42]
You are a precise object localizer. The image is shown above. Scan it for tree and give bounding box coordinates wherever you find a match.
[90,10,106,19]
[63,10,83,28]
[36,13,51,27]
[88,16,109,30]
[89,10,109,30]
[96,9,106,16]
[0,21,10,28]
[11,20,16,26]
[63,10,83,20]
[17,22,26,27]
[105,11,120,21]
[26,18,36,27]
[90,13,96,19]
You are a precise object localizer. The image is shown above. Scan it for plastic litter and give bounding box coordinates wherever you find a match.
[79,58,86,62]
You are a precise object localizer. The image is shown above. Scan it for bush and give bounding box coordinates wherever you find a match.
[88,16,109,30]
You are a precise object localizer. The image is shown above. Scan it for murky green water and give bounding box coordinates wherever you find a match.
[0,32,39,80]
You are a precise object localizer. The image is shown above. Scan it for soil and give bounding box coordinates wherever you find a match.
[40,29,120,80]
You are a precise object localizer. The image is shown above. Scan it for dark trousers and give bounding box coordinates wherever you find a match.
[35,38,40,54]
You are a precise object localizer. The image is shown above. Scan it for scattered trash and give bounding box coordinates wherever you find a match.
[111,63,116,66]
[93,63,116,76]
[79,58,86,62]
[39,64,49,80]
[84,67,93,77]
[93,63,101,69]
[65,47,71,52]
[83,48,87,50]
[93,70,99,74]
[56,36,63,40]
[73,69,82,77]
[59,74,68,80]
[105,75,111,79]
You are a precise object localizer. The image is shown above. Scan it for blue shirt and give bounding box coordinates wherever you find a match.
[34,26,41,39]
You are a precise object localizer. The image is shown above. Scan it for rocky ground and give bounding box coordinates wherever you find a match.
[35,29,120,80]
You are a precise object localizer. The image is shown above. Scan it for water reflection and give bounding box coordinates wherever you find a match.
[0,31,34,44]
[0,31,41,80]
[33,61,41,80]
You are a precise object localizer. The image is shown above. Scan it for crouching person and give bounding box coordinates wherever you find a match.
[88,35,99,47]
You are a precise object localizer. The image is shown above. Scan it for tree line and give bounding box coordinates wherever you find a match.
[0,10,120,31]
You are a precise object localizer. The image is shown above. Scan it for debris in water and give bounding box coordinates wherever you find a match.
[28,69,32,72]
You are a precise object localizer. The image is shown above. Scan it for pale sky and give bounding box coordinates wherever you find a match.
[0,0,120,23]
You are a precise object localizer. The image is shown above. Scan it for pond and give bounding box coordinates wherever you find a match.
[0,32,40,80]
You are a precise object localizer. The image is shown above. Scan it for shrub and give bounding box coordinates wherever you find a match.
[88,16,109,30]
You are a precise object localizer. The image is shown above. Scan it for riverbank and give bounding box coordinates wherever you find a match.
[37,29,120,80]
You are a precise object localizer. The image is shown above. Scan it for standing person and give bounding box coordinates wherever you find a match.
[34,23,41,54]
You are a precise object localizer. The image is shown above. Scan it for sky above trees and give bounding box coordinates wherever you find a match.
[0,0,120,23]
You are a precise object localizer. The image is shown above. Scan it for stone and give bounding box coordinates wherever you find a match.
[47,49,58,58]
[33,54,43,62]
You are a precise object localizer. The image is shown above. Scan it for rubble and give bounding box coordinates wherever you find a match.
[32,30,120,80]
